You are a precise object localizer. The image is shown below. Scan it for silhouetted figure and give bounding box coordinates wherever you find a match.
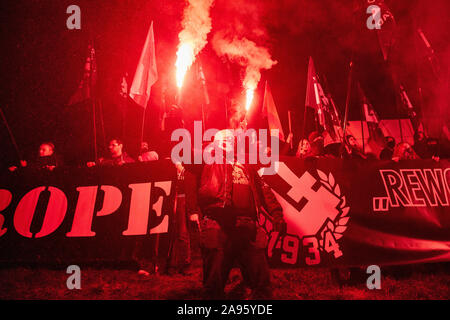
[165,163,199,275]
[413,131,431,159]
[379,136,396,160]
[343,135,366,160]
[413,131,440,160]
[308,131,325,157]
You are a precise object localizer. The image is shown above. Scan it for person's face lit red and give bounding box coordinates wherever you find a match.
[108,140,123,157]
[39,144,54,157]
[348,136,358,148]
[297,139,311,157]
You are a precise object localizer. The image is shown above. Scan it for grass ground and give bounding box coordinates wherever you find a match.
[0,259,448,300]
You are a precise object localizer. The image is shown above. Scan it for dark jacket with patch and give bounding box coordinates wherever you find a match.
[186,163,283,223]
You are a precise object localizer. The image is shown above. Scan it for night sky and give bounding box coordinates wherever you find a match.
[1,0,448,167]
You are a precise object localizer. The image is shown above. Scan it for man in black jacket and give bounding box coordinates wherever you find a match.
[186,128,286,299]
[8,141,62,172]
[86,139,135,167]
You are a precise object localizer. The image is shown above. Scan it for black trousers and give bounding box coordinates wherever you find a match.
[200,216,271,299]
[167,195,191,271]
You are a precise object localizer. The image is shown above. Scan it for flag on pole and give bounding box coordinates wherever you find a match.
[372,0,396,61]
[305,57,342,144]
[359,83,379,124]
[399,84,425,134]
[262,81,285,142]
[305,57,320,111]
[68,45,97,105]
[358,82,385,146]
[129,21,158,108]
[305,57,327,128]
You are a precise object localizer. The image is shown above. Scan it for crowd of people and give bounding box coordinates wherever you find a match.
[8,139,158,172]
[290,129,445,162]
[7,125,446,174]
[4,111,448,299]
[4,109,290,299]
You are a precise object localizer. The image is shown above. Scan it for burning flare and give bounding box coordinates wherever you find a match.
[212,32,277,112]
[245,88,255,111]
[175,0,214,88]
[175,43,195,88]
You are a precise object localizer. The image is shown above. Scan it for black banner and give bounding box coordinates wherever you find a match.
[1,158,449,267]
[258,158,450,267]
[0,160,176,265]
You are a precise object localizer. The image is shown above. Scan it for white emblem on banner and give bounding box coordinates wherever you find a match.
[258,162,350,265]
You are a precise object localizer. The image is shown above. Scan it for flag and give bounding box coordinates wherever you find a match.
[399,85,425,134]
[305,57,327,128]
[358,82,385,146]
[327,95,344,143]
[359,83,379,124]
[371,0,396,61]
[305,57,342,144]
[305,57,320,111]
[129,21,158,108]
[68,45,97,105]
[262,81,285,141]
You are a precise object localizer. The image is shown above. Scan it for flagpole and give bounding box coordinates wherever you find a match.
[360,103,365,154]
[301,101,307,140]
[288,110,293,149]
[121,73,129,139]
[198,60,209,132]
[129,20,158,151]
[140,106,146,148]
[399,118,404,142]
[340,61,354,158]
[340,0,358,157]
[89,40,98,161]
[92,99,98,161]
[0,107,23,161]
[98,99,106,151]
